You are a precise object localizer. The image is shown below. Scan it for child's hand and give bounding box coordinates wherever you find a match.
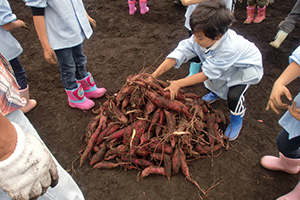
[266,83,292,114]
[287,101,300,121]
[1,19,28,31]
[43,48,57,64]
[164,80,180,100]
[87,15,96,29]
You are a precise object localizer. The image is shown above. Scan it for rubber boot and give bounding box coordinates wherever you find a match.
[19,85,37,114]
[128,0,137,15]
[270,30,288,48]
[65,84,94,110]
[202,92,220,104]
[244,6,255,24]
[139,0,149,15]
[187,62,201,77]
[277,181,300,200]
[261,153,300,174]
[224,111,244,141]
[76,72,106,99]
[253,6,266,23]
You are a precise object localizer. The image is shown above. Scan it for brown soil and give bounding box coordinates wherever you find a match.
[9,0,300,199]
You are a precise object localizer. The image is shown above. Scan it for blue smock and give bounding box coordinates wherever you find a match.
[167,29,263,99]
[279,45,300,140]
[0,0,23,61]
[23,0,93,50]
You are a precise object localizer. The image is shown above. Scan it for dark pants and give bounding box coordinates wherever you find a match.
[227,85,248,113]
[9,57,27,89]
[277,129,300,158]
[55,43,88,90]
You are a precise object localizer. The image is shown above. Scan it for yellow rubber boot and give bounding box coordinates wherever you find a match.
[270,30,288,48]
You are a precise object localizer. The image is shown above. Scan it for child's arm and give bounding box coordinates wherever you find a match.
[151,58,177,79]
[1,19,28,31]
[86,11,96,29]
[32,15,57,64]
[180,0,203,6]
[266,61,300,114]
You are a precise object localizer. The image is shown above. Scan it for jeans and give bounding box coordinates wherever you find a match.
[9,57,27,89]
[277,129,300,159]
[0,110,85,200]
[55,44,88,90]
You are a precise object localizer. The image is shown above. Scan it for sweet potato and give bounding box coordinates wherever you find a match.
[110,100,128,124]
[105,125,132,142]
[163,153,172,180]
[122,156,154,167]
[90,145,107,165]
[93,161,120,169]
[145,90,191,119]
[172,146,181,175]
[164,109,176,132]
[141,166,166,178]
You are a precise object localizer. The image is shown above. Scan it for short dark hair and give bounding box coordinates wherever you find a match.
[190,0,234,40]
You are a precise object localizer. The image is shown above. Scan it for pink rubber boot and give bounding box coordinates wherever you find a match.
[19,85,37,113]
[244,6,255,24]
[128,0,137,15]
[139,0,149,15]
[260,153,300,174]
[76,73,106,99]
[253,5,266,23]
[277,181,300,200]
[65,84,94,110]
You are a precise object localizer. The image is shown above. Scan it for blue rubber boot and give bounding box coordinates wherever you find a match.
[202,92,220,104]
[187,62,201,77]
[225,111,244,141]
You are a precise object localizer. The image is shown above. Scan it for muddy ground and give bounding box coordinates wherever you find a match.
[8,0,300,199]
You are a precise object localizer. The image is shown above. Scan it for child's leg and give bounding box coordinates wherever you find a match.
[139,0,149,14]
[225,84,249,140]
[55,47,94,110]
[72,44,106,99]
[243,0,256,24]
[9,57,37,113]
[260,129,300,174]
[187,55,201,77]
[128,0,137,15]
[9,57,27,90]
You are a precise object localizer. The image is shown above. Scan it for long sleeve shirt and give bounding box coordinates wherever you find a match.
[167,29,263,99]
[0,53,26,115]
[0,0,23,61]
[23,0,93,50]
[279,45,300,139]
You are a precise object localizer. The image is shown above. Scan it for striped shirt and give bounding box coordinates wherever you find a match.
[0,53,26,115]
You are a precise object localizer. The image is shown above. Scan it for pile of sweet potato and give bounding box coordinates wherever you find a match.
[79,73,228,194]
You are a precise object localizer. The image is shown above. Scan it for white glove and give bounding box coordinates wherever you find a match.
[0,123,59,200]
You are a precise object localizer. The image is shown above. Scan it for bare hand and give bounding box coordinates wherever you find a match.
[88,16,96,29]
[266,83,292,114]
[43,48,57,64]
[287,101,300,121]
[164,80,180,100]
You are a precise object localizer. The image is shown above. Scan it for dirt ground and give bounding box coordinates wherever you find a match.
[8,0,300,199]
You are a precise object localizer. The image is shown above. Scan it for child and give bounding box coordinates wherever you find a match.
[181,0,234,77]
[0,0,37,113]
[260,45,300,199]
[0,53,85,200]
[149,0,263,140]
[244,0,268,24]
[23,0,106,110]
[270,0,300,48]
[128,0,149,15]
